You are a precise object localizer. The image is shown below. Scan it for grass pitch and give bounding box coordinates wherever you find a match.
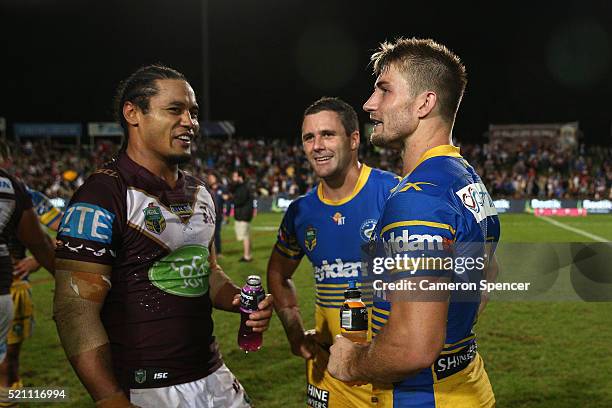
[20,213,612,407]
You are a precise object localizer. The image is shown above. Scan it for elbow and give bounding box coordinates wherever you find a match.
[398,341,444,374]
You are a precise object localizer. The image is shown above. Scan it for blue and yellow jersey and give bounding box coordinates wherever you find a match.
[275,164,399,345]
[27,188,62,229]
[371,145,499,407]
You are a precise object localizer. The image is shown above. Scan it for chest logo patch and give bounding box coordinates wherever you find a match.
[143,202,166,234]
[304,226,317,251]
[148,245,210,297]
[169,203,193,219]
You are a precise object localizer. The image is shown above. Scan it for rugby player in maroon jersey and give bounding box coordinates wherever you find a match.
[53,65,273,408]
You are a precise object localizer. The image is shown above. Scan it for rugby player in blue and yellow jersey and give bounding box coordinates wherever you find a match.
[267,97,399,407]
[328,39,500,408]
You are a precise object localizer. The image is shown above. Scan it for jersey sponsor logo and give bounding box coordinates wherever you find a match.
[59,203,115,244]
[314,258,360,282]
[306,383,329,408]
[93,168,118,178]
[169,203,193,218]
[360,218,377,242]
[0,177,14,194]
[143,202,167,234]
[304,226,317,251]
[382,229,444,256]
[434,342,477,380]
[456,182,497,223]
[332,212,345,225]
[148,245,210,297]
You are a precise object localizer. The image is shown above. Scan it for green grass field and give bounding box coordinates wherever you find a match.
[19,213,612,407]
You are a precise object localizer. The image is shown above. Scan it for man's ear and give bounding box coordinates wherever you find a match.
[415,91,437,119]
[123,101,140,127]
[350,131,360,151]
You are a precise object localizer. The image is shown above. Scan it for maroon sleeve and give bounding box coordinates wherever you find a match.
[55,171,124,267]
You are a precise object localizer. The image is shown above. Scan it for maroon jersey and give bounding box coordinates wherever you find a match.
[0,169,33,294]
[56,153,221,389]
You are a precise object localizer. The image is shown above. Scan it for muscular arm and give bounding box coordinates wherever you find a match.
[53,260,129,405]
[329,278,448,383]
[16,208,55,274]
[266,250,310,355]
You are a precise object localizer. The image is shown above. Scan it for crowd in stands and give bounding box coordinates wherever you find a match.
[2,137,611,202]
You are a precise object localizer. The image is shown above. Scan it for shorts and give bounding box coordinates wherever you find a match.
[7,280,33,345]
[234,221,251,242]
[393,353,495,408]
[0,294,12,364]
[306,346,393,408]
[129,364,251,408]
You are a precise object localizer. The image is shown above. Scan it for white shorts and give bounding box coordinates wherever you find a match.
[234,221,251,241]
[129,364,251,408]
[0,294,13,364]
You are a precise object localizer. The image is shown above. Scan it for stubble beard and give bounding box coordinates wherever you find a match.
[166,151,192,166]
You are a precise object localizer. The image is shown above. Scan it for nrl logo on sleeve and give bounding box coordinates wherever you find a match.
[304,226,317,251]
[143,202,166,234]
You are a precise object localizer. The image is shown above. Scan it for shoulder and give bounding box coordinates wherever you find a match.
[182,170,206,187]
[367,166,402,193]
[81,160,123,191]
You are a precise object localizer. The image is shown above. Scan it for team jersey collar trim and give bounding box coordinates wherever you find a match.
[118,152,185,191]
[317,164,371,206]
[403,144,462,178]
[415,144,462,168]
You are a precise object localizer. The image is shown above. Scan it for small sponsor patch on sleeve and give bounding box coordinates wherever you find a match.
[455,182,497,223]
[0,177,15,194]
[58,202,115,244]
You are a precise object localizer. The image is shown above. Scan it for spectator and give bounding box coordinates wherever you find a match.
[230,170,254,262]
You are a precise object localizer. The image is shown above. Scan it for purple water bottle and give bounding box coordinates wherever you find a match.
[238,275,266,352]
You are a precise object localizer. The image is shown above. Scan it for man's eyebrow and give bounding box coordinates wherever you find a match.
[376,80,390,88]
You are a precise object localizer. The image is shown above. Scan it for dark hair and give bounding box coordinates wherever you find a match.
[303,97,359,136]
[371,38,467,123]
[114,64,187,150]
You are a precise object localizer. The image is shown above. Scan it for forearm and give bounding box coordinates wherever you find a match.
[268,268,304,343]
[68,344,124,402]
[344,300,447,383]
[350,328,424,383]
[27,234,55,274]
[210,265,241,312]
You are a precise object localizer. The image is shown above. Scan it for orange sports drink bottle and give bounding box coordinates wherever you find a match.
[340,280,368,343]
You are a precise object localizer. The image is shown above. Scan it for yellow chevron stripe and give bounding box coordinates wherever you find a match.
[380,220,456,236]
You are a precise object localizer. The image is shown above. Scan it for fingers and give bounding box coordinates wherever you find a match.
[257,293,273,310]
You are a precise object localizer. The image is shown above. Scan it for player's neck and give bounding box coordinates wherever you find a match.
[126,146,179,188]
[401,122,453,176]
[320,161,362,202]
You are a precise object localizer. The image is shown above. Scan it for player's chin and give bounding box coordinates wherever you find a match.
[370,132,386,147]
